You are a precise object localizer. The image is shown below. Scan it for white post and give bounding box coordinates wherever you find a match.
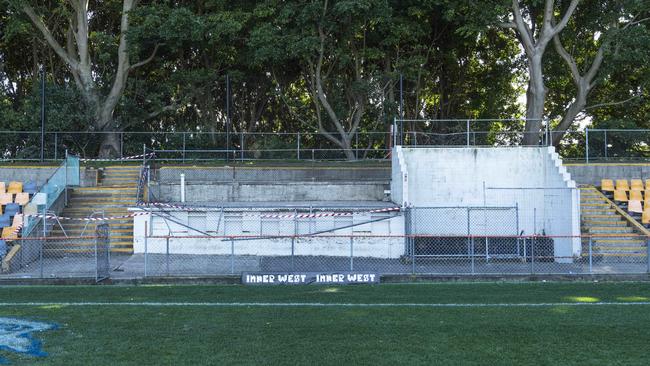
[180,173,186,203]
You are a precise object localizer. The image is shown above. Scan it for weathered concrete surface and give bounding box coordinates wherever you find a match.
[0,167,97,187]
[152,181,388,202]
[157,166,391,183]
[566,163,650,186]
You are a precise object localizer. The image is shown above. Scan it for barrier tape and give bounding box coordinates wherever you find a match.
[22,211,151,221]
[81,152,155,162]
[137,201,401,219]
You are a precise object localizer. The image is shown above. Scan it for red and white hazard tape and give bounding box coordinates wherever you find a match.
[23,211,151,221]
[81,152,154,162]
[137,202,400,219]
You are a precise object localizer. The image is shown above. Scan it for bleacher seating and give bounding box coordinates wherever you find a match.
[600,178,650,228]
[0,180,42,250]
[7,181,22,194]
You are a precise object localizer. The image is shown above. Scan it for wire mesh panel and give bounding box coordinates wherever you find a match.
[95,223,110,281]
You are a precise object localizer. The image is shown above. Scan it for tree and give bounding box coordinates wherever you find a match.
[19,0,159,157]
[499,0,579,145]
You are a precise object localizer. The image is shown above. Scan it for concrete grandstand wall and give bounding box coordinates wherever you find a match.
[131,208,405,258]
[391,146,580,262]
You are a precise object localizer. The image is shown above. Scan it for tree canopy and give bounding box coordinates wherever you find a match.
[0,0,648,159]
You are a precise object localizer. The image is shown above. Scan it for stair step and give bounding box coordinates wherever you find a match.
[586,227,634,233]
[582,215,623,220]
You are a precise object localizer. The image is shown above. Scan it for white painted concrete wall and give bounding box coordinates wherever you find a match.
[390,146,581,262]
[131,209,405,258]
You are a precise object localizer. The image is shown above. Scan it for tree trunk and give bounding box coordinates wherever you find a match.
[98,131,121,158]
[523,54,546,145]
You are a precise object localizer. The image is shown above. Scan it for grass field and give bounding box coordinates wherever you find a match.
[1,282,649,365]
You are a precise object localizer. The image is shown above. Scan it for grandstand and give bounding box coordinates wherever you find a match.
[1,133,650,279]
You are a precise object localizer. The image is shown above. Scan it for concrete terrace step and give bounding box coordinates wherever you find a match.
[581,210,618,216]
[585,227,634,233]
[582,220,628,227]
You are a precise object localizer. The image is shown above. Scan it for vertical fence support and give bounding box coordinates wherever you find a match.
[54,133,58,160]
[466,207,471,273]
[589,236,593,274]
[64,150,68,206]
[165,237,170,277]
[231,238,235,274]
[646,236,650,274]
[292,210,297,271]
[585,127,589,164]
[350,236,354,271]
[144,221,148,278]
[240,132,244,162]
[297,132,301,160]
[182,132,186,163]
[531,208,536,274]
[39,238,44,279]
[604,130,607,160]
[466,119,470,146]
[355,132,359,160]
[120,132,124,159]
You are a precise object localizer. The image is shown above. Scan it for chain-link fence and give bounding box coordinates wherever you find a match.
[1,128,648,162]
[133,233,650,277]
[0,235,108,280]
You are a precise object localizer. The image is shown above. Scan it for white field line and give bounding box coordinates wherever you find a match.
[0,302,649,307]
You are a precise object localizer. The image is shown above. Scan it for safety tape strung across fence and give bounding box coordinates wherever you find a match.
[80,152,155,162]
[137,201,401,219]
[22,211,151,221]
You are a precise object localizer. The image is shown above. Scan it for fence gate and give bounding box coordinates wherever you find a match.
[95,223,110,282]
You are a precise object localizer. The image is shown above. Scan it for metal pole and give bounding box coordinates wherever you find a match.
[605,130,607,160]
[144,221,148,277]
[297,132,301,160]
[64,150,68,206]
[182,132,186,163]
[54,133,58,161]
[350,236,354,271]
[589,236,593,274]
[166,237,170,276]
[399,74,403,121]
[466,120,470,146]
[292,210,297,271]
[226,74,231,162]
[240,131,244,161]
[647,237,650,274]
[120,132,124,159]
[585,127,589,164]
[393,117,397,147]
[231,238,235,274]
[355,132,359,160]
[40,65,46,163]
[532,208,536,274]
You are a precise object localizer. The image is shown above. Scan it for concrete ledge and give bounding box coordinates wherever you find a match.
[0,274,648,286]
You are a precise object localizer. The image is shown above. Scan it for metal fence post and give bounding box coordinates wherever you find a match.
[240,132,244,162]
[144,221,148,277]
[39,238,44,279]
[355,132,359,160]
[350,236,354,271]
[54,132,58,160]
[182,132,186,163]
[231,237,235,274]
[604,130,607,160]
[120,132,124,159]
[585,127,589,164]
[531,208,536,274]
[297,132,301,160]
[647,237,650,274]
[589,236,594,273]
[466,119,470,146]
[166,237,170,277]
[291,210,297,271]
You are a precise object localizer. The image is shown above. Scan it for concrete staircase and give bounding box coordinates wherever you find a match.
[580,186,647,262]
[49,166,140,254]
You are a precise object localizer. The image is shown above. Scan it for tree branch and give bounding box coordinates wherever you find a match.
[22,4,79,70]
[551,0,580,36]
[552,34,580,84]
[129,43,162,71]
[585,95,640,111]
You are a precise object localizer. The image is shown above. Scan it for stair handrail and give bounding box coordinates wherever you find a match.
[80,211,106,237]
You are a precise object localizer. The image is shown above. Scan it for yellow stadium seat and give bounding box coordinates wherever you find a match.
[616,179,629,191]
[646,179,650,191]
[614,189,628,202]
[601,179,615,192]
[629,200,643,214]
[644,209,650,225]
[1,226,18,240]
[631,179,644,191]
[630,190,644,201]
[0,193,12,205]
[14,193,29,206]
[6,181,22,194]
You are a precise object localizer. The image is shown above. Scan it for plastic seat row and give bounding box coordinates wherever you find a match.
[613,190,650,203]
[0,192,30,206]
[0,181,37,195]
[601,179,650,192]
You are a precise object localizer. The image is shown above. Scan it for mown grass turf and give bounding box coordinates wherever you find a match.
[0,282,649,365]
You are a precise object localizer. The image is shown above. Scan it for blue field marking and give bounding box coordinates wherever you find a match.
[0,318,56,364]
